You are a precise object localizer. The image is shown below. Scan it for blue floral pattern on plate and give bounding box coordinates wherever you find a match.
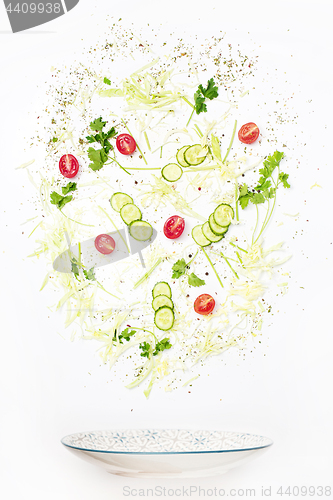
[61,429,273,454]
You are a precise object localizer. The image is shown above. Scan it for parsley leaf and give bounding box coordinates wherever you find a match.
[89,117,107,132]
[194,78,219,115]
[70,257,80,279]
[188,273,205,287]
[86,134,98,144]
[259,151,285,179]
[62,182,77,195]
[255,178,271,192]
[104,127,117,140]
[198,78,219,100]
[103,77,111,85]
[153,338,172,355]
[88,147,108,171]
[113,327,136,344]
[252,192,266,205]
[50,191,72,210]
[139,338,172,358]
[86,118,117,171]
[83,267,96,281]
[172,254,204,286]
[194,92,207,114]
[121,328,136,341]
[69,258,96,282]
[86,128,116,149]
[139,341,152,358]
[172,258,187,279]
[278,172,290,188]
[239,192,252,209]
[239,183,249,197]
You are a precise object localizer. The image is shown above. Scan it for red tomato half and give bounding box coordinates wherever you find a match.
[59,154,79,178]
[94,234,116,255]
[194,294,215,315]
[116,134,136,155]
[163,215,185,239]
[238,122,260,144]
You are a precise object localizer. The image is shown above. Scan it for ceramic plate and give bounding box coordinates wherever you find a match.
[61,429,273,477]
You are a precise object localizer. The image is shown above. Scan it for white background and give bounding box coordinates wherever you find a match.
[1,1,333,499]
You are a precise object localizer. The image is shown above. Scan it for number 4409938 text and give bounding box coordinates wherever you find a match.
[6,3,62,14]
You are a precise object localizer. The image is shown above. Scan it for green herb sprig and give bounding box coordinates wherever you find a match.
[62,182,77,195]
[70,255,96,282]
[86,118,130,175]
[186,78,219,127]
[113,327,136,344]
[86,117,117,171]
[171,252,205,287]
[239,151,289,209]
[238,151,290,243]
[194,78,219,114]
[83,267,96,281]
[188,272,206,287]
[139,338,172,358]
[50,181,78,209]
[139,341,152,358]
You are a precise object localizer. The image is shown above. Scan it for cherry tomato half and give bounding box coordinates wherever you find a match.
[163,215,185,239]
[194,294,215,315]
[94,234,116,255]
[116,133,136,155]
[59,154,79,178]
[238,122,260,144]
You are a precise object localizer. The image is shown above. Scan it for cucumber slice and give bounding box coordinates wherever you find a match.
[192,225,211,247]
[161,163,183,182]
[120,203,142,225]
[152,282,172,299]
[184,144,207,166]
[154,306,174,331]
[152,295,174,311]
[202,221,223,243]
[208,213,229,236]
[213,203,234,227]
[110,192,133,213]
[176,145,190,167]
[129,220,153,241]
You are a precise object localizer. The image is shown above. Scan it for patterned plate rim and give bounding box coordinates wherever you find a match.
[61,429,273,455]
